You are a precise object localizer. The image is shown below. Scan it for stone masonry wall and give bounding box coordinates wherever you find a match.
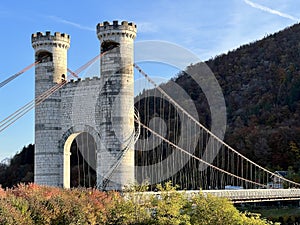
[32,32,69,187]
[33,21,137,190]
[96,21,137,190]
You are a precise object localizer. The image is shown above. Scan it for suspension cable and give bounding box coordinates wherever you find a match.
[67,50,109,78]
[0,81,66,132]
[135,117,265,188]
[0,56,51,89]
[133,63,300,187]
[0,45,118,133]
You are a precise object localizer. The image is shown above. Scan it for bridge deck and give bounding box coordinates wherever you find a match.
[139,189,300,203]
[196,189,300,203]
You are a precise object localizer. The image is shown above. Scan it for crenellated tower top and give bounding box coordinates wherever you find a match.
[96,20,137,40]
[31,31,70,49]
[31,31,70,83]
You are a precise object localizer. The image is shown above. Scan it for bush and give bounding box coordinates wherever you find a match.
[188,193,271,225]
[0,183,273,225]
[0,196,33,224]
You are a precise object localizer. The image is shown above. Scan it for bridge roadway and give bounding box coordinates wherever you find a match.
[200,189,300,203]
[138,189,300,203]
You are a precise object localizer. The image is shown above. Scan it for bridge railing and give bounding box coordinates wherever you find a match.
[131,189,300,203]
[200,189,300,202]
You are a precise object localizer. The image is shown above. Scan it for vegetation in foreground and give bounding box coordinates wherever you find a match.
[240,205,300,225]
[0,182,274,225]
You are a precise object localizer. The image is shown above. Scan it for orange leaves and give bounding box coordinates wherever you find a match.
[0,186,5,197]
[0,183,271,224]
[0,183,114,224]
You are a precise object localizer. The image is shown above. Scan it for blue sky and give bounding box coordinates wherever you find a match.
[0,0,299,160]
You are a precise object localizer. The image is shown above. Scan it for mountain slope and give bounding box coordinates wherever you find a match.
[176,23,300,174]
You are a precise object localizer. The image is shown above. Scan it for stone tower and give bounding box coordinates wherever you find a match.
[32,21,137,190]
[96,21,137,190]
[32,32,70,186]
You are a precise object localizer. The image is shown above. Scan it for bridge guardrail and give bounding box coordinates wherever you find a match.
[200,189,300,202]
[132,189,300,203]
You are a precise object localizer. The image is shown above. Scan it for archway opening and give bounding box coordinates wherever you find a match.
[64,132,96,188]
[35,51,53,62]
[101,40,120,53]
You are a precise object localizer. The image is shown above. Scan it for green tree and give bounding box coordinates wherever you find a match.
[151,182,191,225]
[188,193,271,225]
[105,191,151,225]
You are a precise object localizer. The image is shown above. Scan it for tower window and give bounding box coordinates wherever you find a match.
[101,40,120,53]
[36,51,53,63]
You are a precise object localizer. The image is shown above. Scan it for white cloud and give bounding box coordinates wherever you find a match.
[136,22,158,33]
[48,16,94,31]
[244,0,299,22]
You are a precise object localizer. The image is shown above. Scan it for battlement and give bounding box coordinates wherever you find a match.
[97,20,137,40]
[65,76,101,88]
[69,76,100,83]
[31,31,70,49]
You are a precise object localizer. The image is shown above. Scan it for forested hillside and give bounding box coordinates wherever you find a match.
[176,23,300,177]
[0,144,34,187]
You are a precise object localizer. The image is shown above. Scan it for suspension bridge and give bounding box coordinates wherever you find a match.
[1,21,300,203]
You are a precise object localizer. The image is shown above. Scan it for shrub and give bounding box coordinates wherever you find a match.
[188,193,271,225]
[0,183,273,225]
[0,195,33,224]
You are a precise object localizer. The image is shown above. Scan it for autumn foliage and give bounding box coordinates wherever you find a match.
[0,183,272,225]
